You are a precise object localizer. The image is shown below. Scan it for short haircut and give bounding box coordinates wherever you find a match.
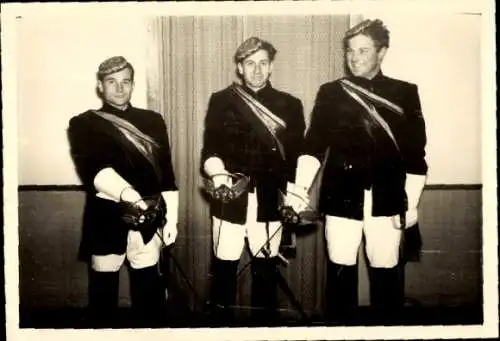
[234,37,278,64]
[343,19,390,51]
[96,56,135,81]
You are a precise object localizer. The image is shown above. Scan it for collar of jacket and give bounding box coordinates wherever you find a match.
[100,102,134,118]
[241,81,273,99]
[348,71,386,90]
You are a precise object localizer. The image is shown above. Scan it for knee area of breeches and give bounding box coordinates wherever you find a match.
[128,252,161,270]
[214,251,242,262]
[364,224,401,268]
[212,219,246,261]
[324,216,363,266]
[366,256,399,269]
[91,254,126,272]
[365,241,400,268]
[213,233,244,260]
[326,250,358,266]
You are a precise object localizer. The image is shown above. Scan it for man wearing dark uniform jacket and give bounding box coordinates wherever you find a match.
[200,37,305,325]
[67,56,179,327]
[293,19,428,324]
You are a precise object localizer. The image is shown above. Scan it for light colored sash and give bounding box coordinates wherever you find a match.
[340,79,404,116]
[92,110,162,179]
[231,83,287,159]
[340,81,400,151]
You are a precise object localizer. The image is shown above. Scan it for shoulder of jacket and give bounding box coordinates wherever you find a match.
[268,88,301,105]
[316,80,344,95]
[381,75,417,89]
[213,86,234,97]
[67,110,100,135]
[132,107,162,117]
[276,88,301,100]
[69,110,96,124]
[205,87,231,105]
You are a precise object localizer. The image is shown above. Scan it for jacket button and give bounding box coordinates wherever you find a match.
[272,147,277,151]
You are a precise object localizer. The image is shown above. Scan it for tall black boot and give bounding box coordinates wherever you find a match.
[251,257,279,326]
[325,262,359,325]
[88,268,120,328]
[129,264,167,328]
[369,265,404,325]
[208,258,239,326]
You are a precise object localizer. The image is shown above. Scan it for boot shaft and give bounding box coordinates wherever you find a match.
[129,264,168,327]
[325,262,359,323]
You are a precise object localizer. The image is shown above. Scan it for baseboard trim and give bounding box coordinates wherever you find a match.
[424,184,482,190]
[18,185,84,191]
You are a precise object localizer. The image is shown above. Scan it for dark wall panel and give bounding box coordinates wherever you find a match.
[18,188,482,311]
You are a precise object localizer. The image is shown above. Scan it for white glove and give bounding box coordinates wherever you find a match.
[285,182,310,213]
[162,221,178,246]
[295,155,321,192]
[120,187,148,210]
[161,190,179,246]
[392,211,417,230]
[405,208,419,228]
[94,167,147,209]
[404,173,427,228]
[204,157,232,189]
[212,171,233,189]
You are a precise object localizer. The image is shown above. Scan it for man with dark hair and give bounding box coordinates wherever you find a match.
[67,56,179,328]
[294,19,428,324]
[201,37,305,325]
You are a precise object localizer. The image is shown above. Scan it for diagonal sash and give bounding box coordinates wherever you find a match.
[340,82,400,151]
[92,110,163,180]
[340,79,404,116]
[230,83,287,160]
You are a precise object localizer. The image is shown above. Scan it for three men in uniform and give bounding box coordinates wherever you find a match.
[68,18,427,326]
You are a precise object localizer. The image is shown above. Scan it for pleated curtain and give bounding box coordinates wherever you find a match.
[145,15,351,316]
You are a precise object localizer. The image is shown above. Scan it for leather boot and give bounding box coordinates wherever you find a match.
[325,262,358,325]
[88,269,120,328]
[251,257,279,326]
[208,258,239,326]
[369,265,404,325]
[129,264,167,328]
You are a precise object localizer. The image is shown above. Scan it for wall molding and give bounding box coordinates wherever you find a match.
[18,184,483,191]
[18,185,84,191]
[424,184,482,190]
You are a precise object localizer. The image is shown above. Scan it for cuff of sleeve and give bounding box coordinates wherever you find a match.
[93,167,133,202]
[161,190,179,223]
[405,173,427,209]
[295,155,321,190]
[406,208,419,227]
[204,157,226,177]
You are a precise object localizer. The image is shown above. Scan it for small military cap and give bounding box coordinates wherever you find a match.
[97,56,130,78]
[345,19,384,37]
[234,37,277,63]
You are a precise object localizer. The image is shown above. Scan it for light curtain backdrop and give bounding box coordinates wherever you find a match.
[145,15,351,313]
[14,13,483,312]
[15,14,482,187]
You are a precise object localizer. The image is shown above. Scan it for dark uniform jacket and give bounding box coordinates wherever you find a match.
[67,103,178,261]
[304,72,427,220]
[201,82,305,224]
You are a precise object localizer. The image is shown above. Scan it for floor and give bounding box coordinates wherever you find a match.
[19,304,483,329]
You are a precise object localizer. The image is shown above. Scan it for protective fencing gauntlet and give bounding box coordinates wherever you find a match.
[118,194,167,244]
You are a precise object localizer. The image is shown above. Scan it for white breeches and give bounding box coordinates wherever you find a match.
[325,189,402,268]
[91,230,163,272]
[212,191,283,261]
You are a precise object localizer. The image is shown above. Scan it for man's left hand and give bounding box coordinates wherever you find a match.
[285,182,310,213]
[162,221,178,246]
[405,208,418,228]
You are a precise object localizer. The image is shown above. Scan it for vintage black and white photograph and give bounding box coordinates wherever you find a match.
[2,1,497,340]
